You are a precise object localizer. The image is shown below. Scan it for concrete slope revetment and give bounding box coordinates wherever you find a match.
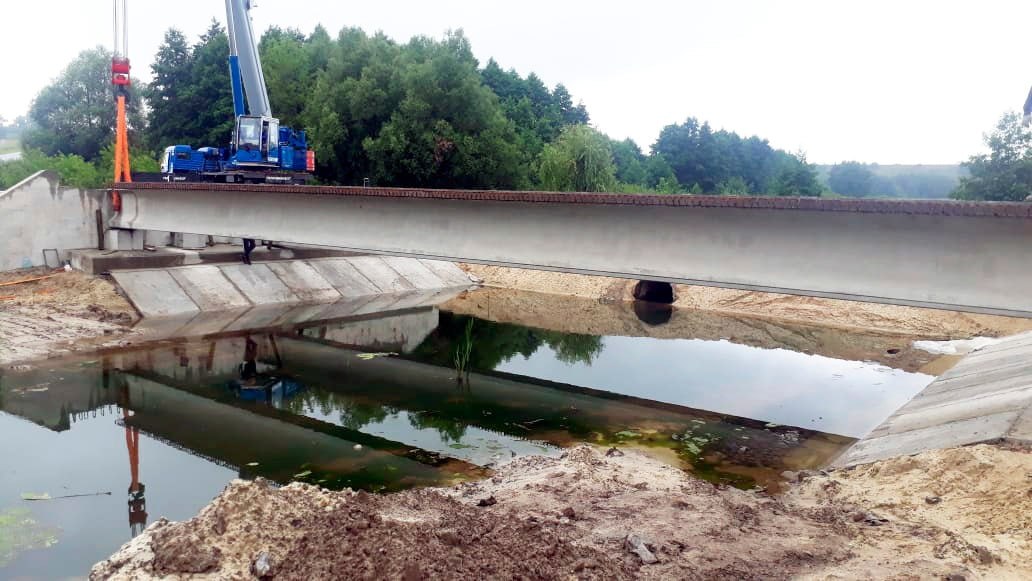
[834,331,1032,467]
[110,256,475,318]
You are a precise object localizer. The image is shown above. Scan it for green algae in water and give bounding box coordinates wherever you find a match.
[0,508,59,566]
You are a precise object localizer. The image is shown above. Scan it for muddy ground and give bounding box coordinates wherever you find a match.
[92,444,1032,580]
[461,264,1032,339]
[0,267,137,365]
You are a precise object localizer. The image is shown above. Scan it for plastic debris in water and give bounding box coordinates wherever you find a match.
[356,352,398,361]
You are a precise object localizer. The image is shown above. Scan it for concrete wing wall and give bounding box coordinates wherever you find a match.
[0,171,105,271]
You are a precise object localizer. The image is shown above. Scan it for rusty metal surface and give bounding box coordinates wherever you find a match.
[115,182,1032,219]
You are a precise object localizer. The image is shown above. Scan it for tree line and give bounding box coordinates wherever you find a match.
[8,22,825,195]
[823,162,962,199]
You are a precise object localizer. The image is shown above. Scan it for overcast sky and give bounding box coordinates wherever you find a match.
[2,1,1030,164]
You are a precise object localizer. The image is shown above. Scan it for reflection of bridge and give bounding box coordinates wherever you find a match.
[0,306,854,491]
[112,182,1032,316]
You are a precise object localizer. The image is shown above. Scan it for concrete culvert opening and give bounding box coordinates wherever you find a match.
[632,280,675,304]
[634,301,673,326]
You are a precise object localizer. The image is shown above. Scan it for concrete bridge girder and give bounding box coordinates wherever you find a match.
[111,186,1032,316]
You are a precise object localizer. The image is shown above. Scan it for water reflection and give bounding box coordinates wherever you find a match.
[0,295,940,577]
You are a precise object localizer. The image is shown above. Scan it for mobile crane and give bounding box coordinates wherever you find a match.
[160,0,314,183]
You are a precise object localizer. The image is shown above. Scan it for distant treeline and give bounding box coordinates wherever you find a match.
[816,163,965,199]
[13,22,823,195]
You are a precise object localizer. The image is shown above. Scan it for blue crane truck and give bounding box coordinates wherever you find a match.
[160,0,313,184]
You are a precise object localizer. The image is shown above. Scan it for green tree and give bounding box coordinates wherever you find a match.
[770,152,823,197]
[717,175,750,195]
[361,31,524,188]
[952,112,1032,201]
[828,161,875,197]
[22,47,144,161]
[644,155,678,189]
[180,22,235,148]
[259,27,315,127]
[610,138,647,186]
[144,29,191,151]
[538,124,617,192]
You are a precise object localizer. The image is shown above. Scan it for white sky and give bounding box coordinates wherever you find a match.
[2,0,1030,164]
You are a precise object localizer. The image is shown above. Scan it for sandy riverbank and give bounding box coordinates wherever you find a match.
[0,268,137,365]
[91,443,1032,580]
[460,264,1032,339]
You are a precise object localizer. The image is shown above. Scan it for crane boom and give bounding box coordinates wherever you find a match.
[225,0,271,118]
[157,0,313,184]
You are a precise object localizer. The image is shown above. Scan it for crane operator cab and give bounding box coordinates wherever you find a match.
[230,115,279,167]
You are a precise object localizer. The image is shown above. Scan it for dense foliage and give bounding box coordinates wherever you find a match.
[650,118,822,196]
[952,112,1032,201]
[0,148,158,190]
[22,47,146,161]
[9,24,824,196]
[825,161,960,199]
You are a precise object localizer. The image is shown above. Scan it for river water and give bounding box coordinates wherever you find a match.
[0,290,935,578]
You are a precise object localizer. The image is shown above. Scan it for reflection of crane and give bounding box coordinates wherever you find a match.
[105,358,148,538]
[124,407,147,537]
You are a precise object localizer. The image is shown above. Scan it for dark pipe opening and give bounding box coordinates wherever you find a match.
[634,301,673,326]
[632,280,675,304]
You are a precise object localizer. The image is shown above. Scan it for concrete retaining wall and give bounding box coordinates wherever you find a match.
[0,171,106,270]
[111,256,475,318]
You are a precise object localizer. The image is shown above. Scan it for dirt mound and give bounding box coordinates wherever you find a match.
[92,444,1032,580]
[461,264,1032,339]
[790,443,1032,579]
[0,268,136,322]
[0,268,137,365]
[94,476,635,580]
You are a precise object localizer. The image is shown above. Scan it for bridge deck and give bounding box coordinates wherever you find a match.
[117,182,1032,219]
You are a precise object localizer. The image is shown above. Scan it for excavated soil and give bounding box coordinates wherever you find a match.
[92,444,1032,580]
[461,264,1032,339]
[0,268,137,365]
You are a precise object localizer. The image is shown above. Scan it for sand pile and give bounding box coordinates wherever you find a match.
[92,444,1032,580]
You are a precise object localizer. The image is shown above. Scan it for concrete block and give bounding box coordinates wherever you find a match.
[266,261,341,303]
[144,230,172,247]
[307,258,382,297]
[380,257,447,290]
[106,228,144,251]
[346,256,416,293]
[110,269,200,317]
[219,263,297,305]
[420,259,475,287]
[174,232,208,250]
[168,265,252,311]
